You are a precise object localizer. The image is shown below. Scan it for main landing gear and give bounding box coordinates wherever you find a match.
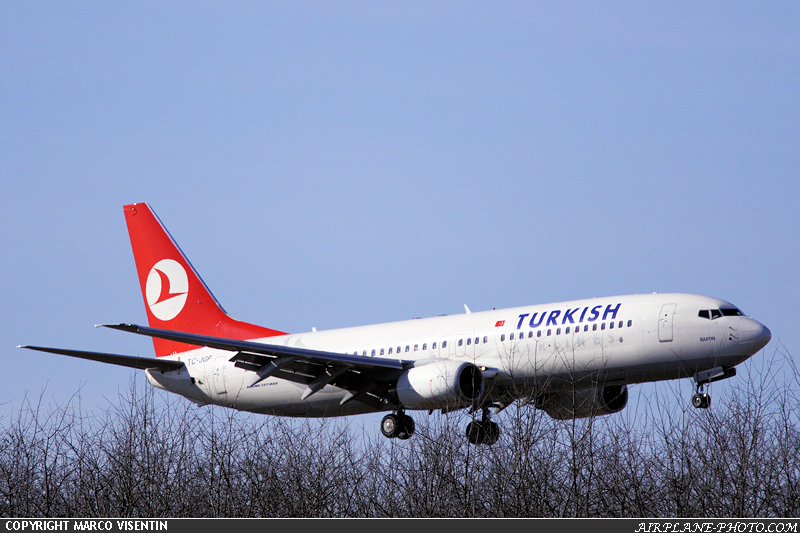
[381,410,415,440]
[466,407,500,446]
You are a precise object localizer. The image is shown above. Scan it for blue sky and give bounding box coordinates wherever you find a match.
[1,3,797,423]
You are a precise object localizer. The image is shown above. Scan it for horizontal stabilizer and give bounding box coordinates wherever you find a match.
[19,345,184,372]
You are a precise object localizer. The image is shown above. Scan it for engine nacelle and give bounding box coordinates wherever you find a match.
[534,384,628,420]
[396,360,484,410]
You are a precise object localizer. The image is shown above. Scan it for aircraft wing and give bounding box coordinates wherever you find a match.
[102,323,412,409]
[18,345,185,372]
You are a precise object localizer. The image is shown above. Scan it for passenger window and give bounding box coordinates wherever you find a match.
[584,325,589,332]
[510,333,514,340]
[619,321,623,329]
[397,346,401,354]
[388,347,393,355]
[566,327,570,334]
[422,343,427,350]
[483,336,488,343]
[610,322,614,329]
[459,339,464,346]
[547,329,552,336]
[442,340,447,348]
[592,324,597,331]
[528,331,533,338]
[475,337,479,345]
[627,320,632,327]
[405,346,410,353]
[432,342,437,350]
[601,323,606,330]
[537,330,542,338]
[467,338,472,345]
[556,328,561,335]
[414,344,418,351]
[380,348,384,356]
[500,334,505,341]
[371,349,376,356]
[363,350,367,356]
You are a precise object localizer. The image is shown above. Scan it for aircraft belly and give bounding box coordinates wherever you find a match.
[228,379,378,417]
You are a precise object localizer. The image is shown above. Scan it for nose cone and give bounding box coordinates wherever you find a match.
[738,318,771,352]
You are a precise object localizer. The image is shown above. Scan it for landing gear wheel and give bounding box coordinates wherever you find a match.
[466,421,483,445]
[381,414,400,438]
[692,392,711,409]
[466,418,500,446]
[397,414,415,440]
[482,421,500,445]
[381,412,415,439]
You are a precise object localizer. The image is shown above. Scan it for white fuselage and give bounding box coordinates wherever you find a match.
[146,293,771,417]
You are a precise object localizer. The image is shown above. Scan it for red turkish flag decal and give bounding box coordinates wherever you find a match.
[495,320,505,327]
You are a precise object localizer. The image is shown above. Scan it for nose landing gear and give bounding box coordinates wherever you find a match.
[692,390,711,409]
[691,366,734,409]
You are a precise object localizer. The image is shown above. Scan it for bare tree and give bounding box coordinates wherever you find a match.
[1,346,797,518]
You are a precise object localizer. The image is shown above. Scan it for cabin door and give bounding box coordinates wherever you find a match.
[658,303,677,342]
[213,357,228,398]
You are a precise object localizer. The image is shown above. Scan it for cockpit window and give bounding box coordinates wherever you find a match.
[699,307,744,319]
[721,308,743,317]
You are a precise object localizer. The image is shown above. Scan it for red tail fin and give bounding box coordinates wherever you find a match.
[124,203,286,357]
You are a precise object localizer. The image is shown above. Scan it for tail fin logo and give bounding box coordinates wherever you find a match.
[145,259,189,321]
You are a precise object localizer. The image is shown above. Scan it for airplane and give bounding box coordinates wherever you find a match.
[20,203,772,445]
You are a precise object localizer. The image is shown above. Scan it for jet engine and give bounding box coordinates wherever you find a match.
[534,384,628,420]
[396,360,484,410]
